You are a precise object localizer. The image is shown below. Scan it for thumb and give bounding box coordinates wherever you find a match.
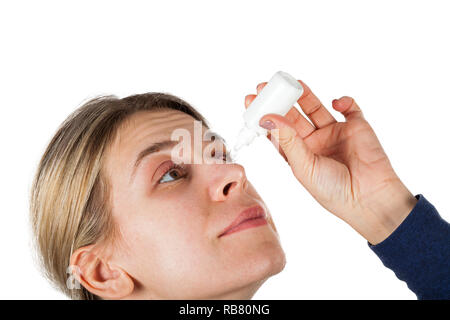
[259,114,315,184]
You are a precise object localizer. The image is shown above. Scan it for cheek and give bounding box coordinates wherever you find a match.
[130,197,209,249]
[245,181,263,201]
[117,192,221,283]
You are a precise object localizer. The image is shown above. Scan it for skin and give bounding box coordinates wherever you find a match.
[247,80,418,245]
[71,110,286,299]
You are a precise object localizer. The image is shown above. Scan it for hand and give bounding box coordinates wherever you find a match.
[245,80,418,245]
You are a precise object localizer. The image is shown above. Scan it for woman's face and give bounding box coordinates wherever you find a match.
[103,109,285,299]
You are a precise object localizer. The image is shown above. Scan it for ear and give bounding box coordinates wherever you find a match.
[69,245,134,299]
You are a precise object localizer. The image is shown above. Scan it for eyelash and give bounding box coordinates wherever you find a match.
[156,149,232,185]
[158,162,188,184]
[211,149,232,162]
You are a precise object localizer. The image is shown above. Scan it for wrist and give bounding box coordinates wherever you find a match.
[359,182,417,245]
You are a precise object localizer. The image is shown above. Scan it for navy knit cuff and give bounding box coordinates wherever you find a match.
[369,194,450,299]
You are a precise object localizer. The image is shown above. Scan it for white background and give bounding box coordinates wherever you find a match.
[1,0,449,299]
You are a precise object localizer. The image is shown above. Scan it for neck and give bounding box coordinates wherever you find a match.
[127,278,266,300]
[206,279,266,300]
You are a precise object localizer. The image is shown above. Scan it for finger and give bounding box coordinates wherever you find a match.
[285,107,316,139]
[256,82,267,94]
[259,113,315,186]
[297,80,337,128]
[332,96,364,121]
[267,131,288,162]
[244,94,256,109]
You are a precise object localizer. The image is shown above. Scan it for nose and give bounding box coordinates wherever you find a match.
[208,164,247,202]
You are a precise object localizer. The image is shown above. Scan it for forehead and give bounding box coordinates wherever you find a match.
[104,109,202,175]
[117,109,198,146]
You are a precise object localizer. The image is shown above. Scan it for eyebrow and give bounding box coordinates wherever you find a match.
[130,140,179,182]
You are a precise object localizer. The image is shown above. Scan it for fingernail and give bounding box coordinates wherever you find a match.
[339,96,353,104]
[260,119,276,130]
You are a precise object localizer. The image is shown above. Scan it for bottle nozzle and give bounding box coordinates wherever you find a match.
[231,126,259,159]
[233,138,246,153]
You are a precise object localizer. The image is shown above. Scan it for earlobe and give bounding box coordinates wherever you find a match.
[70,245,134,299]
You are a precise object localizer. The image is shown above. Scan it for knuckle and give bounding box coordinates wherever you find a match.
[279,128,297,151]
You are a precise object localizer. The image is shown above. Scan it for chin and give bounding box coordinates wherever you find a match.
[214,244,286,300]
[246,237,287,286]
[263,241,286,277]
[213,226,286,299]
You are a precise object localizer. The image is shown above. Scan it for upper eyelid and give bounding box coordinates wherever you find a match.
[130,140,179,183]
[152,160,174,182]
[151,143,230,181]
[155,161,188,184]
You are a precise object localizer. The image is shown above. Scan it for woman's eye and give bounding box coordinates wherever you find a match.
[159,167,186,184]
[211,149,230,162]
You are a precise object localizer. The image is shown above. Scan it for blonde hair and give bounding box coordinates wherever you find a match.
[30,92,208,299]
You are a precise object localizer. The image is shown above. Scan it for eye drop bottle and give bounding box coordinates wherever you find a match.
[232,71,304,155]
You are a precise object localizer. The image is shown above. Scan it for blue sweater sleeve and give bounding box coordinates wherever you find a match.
[369,194,450,299]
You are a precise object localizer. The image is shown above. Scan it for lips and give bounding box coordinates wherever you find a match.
[219,205,267,237]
